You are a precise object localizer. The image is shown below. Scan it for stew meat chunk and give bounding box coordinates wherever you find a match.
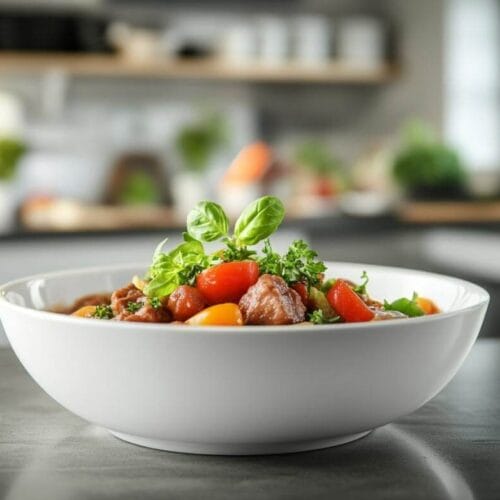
[111,283,171,322]
[239,274,306,325]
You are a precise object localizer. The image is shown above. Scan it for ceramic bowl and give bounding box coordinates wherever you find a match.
[0,263,489,455]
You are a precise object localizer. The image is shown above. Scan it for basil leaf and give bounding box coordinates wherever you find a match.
[187,201,229,242]
[234,196,285,245]
[383,293,424,317]
[145,237,211,298]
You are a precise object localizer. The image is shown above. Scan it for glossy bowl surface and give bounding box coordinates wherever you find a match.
[0,263,489,455]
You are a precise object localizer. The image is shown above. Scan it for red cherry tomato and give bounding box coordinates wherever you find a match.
[167,285,206,321]
[196,261,260,305]
[326,279,375,323]
[291,282,309,308]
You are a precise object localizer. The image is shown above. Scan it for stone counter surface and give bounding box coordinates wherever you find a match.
[1,340,499,500]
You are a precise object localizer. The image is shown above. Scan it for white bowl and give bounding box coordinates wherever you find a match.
[0,263,489,455]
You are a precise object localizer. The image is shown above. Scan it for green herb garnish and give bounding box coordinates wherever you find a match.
[383,293,424,317]
[259,239,326,287]
[145,235,214,298]
[222,238,257,262]
[353,271,369,296]
[187,201,229,242]
[233,196,285,246]
[92,304,113,320]
[149,297,162,309]
[126,301,142,313]
[308,309,341,325]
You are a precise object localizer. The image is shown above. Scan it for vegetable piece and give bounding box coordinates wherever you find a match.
[186,201,229,242]
[258,239,327,287]
[196,261,260,305]
[353,271,369,295]
[326,280,375,323]
[291,282,309,307]
[126,301,142,313]
[145,236,212,298]
[308,309,340,325]
[308,287,337,319]
[383,293,425,318]
[416,297,440,315]
[72,305,97,318]
[321,278,336,294]
[234,196,285,246]
[186,303,243,326]
[167,285,206,321]
[149,297,162,309]
[92,304,114,320]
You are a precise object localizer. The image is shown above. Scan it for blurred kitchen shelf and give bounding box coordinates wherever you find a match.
[399,201,500,223]
[0,52,399,84]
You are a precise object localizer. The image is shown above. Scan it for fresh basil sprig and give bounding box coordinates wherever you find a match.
[234,196,285,246]
[187,201,229,242]
[383,293,424,317]
[145,236,214,298]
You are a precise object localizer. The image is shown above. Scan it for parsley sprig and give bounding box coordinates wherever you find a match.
[126,301,142,313]
[308,309,341,325]
[92,304,113,319]
[258,239,326,287]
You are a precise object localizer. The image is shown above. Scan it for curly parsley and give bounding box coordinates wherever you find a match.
[126,301,142,313]
[149,297,162,309]
[308,309,340,325]
[258,239,327,287]
[92,304,113,320]
[353,271,369,296]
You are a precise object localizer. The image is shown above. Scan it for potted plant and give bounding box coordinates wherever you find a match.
[0,137,26,232]
[173,113,227,217]
[392,121,467,200]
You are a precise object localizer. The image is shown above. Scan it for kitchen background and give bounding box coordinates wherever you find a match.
[0,0,499,342]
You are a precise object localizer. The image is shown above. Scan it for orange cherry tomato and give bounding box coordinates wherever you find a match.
[326,279,375,323]
[196,261,260,305]
[416,297,440,315]
[186,303,244,326]
[72,305,97,318]
[291,282,309,308]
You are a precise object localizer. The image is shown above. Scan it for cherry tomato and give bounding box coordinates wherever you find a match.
[167,285,206,321]
[291,282,309,308]
[326,279,375,323]
[72,305,97,318]
[186,303,244,326]
[196,261,260,305]
[416,297,440,315]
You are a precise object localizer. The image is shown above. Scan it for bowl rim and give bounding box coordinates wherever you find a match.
[0,261,490,335]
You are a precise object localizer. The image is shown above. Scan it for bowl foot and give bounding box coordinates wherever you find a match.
[108,429,372,455]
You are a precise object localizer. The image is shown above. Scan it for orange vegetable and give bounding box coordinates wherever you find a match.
[222,142,272,185]
[416,297,440,315]
[72,305,97,318]
[186,303,244,326]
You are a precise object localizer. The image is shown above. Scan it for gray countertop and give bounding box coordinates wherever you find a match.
[1,340,500,500]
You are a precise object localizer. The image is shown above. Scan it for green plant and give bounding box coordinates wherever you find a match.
[0,138,26,181]
[118,171,161,206]
[393,121,467,193]
[175,113,226,173]
[294,140,340,176]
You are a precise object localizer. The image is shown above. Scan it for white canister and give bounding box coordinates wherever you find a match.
[257,16,289,65]
[294,15,331,65]
[337,17,385,69]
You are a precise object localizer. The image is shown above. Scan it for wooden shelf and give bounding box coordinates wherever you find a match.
[0,52,398,84]
[399,201,500,223]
